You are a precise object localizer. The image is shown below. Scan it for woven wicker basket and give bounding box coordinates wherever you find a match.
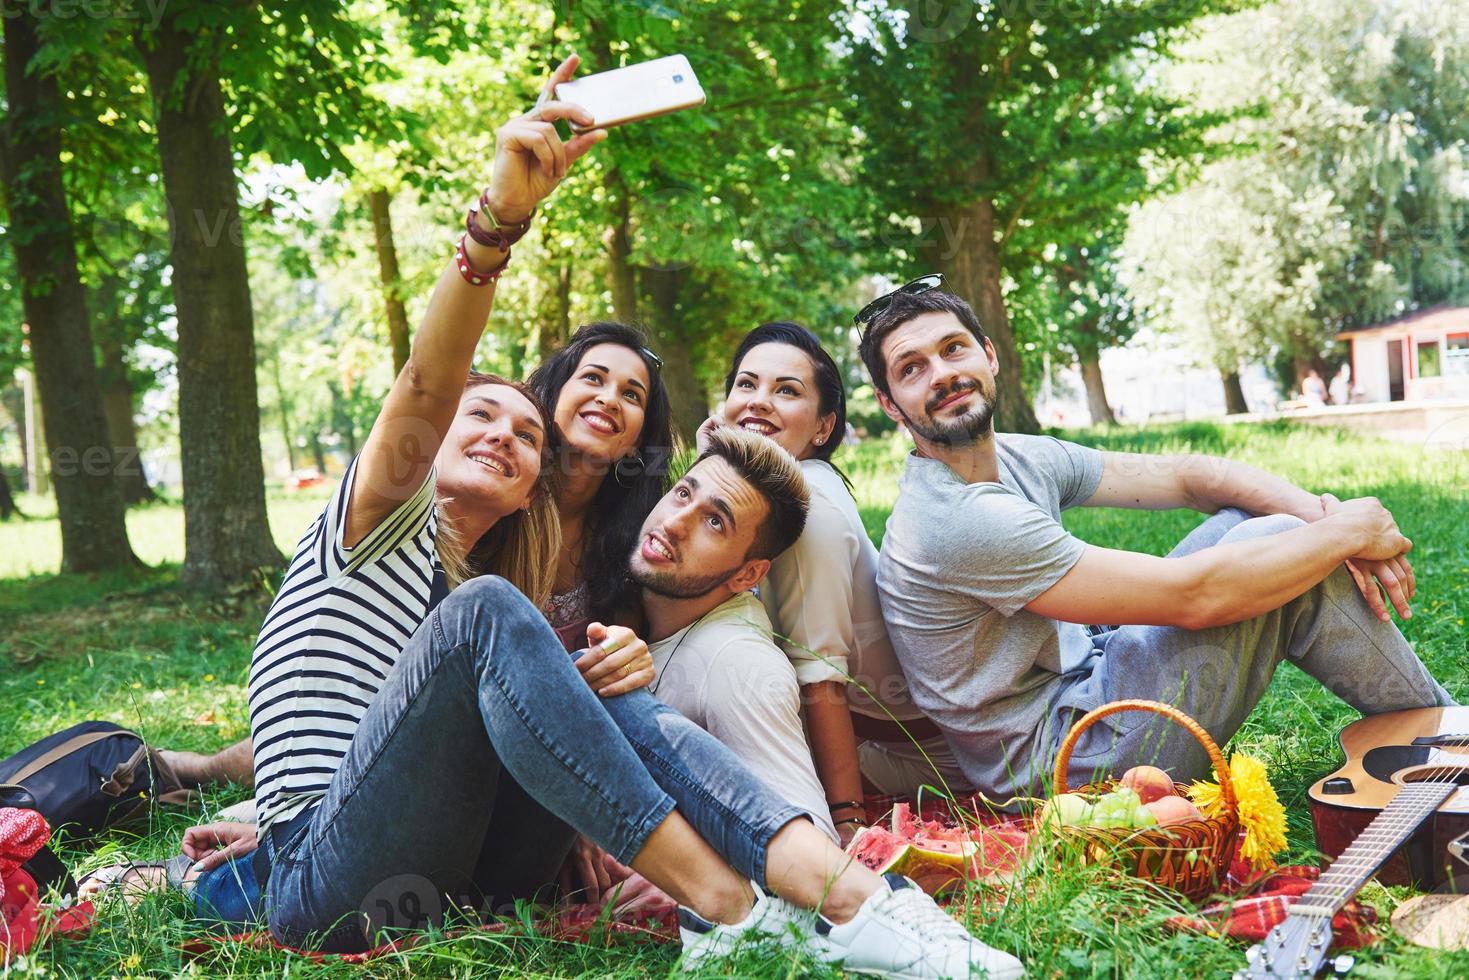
[1051,699,1239,901]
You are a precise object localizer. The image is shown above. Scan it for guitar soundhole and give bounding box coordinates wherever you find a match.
[1364,745,1469,784]
[1398,767,1469,787]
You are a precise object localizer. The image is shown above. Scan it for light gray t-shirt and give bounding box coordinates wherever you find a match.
[648,591,838,842]
[877,433,1104,800]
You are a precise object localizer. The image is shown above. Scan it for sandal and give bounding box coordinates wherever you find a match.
[77,854,193,903]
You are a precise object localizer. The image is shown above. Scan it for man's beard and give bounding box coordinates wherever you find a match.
[629,550,744,600]
[899,379,995,446]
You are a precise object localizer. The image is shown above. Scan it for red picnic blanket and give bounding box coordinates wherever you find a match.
[1166,857,1377,948]
[0,808,93,964]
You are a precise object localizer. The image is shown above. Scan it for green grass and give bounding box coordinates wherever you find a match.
[1,421,1466,977]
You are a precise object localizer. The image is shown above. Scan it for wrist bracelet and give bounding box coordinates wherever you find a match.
[466,189,534,250]
[455,234,509,287]
[834,817,864,826]
[828,800,864,814]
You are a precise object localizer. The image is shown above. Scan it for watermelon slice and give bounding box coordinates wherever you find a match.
[890,802,922,838]
[853,806,1033,894]
[848,826,971,893]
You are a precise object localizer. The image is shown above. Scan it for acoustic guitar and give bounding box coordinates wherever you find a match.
[1237,707,1469,978]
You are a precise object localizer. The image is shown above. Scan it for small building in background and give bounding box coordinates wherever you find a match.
[1338,305,1469,403]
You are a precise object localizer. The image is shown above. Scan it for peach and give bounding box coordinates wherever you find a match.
[1146,795,1204,827]
[1119,765,1176,804]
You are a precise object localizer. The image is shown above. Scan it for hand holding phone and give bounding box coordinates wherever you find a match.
[486,54,608,222]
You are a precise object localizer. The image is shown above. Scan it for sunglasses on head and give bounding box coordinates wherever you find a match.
[640,346,664,372]
[853,273,946,329]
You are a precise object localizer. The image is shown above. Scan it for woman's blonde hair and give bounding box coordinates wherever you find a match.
[435,373,561,608]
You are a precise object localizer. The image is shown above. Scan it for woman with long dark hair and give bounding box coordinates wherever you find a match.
[528,321,674,647]
[706,322,970,843]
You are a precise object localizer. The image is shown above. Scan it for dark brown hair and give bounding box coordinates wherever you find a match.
[858,289,988,398]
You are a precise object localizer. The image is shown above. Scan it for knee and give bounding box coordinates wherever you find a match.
[1219,512,1306,544]
[437,575,543,636]
[446,574,529,609]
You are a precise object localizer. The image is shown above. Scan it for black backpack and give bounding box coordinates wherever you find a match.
[0,721,196,844]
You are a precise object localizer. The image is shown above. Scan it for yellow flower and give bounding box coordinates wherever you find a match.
[1187,753,1287,872]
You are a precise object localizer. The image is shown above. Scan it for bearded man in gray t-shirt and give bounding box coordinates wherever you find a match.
[853,280,1454,802]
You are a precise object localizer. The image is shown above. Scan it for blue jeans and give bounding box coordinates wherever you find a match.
[261,576,805,953]
[1052,508,1454,784]
[191,849,266,926]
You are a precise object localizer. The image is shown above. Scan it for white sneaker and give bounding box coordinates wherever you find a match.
[818,873,1026,979]
[677,882,819,969]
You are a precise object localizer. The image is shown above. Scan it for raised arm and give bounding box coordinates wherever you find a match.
[1084,451,1324,520]
[344,56,606,547]
[1027,496,1411,630]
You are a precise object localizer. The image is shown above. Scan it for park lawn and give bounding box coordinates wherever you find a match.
[0,420,1465,978]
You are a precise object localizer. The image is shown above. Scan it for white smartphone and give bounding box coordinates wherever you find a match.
[554,54,706,133]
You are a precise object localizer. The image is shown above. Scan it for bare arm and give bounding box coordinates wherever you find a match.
[1027,497,1408,630]
[802,682,866,845]
[344,57,605,547]
[1085,453,1416,622]
[1085,451,1324,521]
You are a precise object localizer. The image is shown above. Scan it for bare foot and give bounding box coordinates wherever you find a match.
[155,749,210,788]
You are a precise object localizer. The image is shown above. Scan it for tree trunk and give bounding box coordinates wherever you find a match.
[330,383,358,458]
[1221,369,1249,415]
[1,383,31,493]
[641,265,704,446]
[368,187,411,376]
[0,14,136,571]
[0,468,18,520]
[605,172,638,322]
[98,341,156,505]
[918,196,1040,435]
[21,370,46,495]
[1076,344,1117,426]
[309,429,327,473]
[538,258,572,363]
[268,349,297,472]
[0,467,18,520]
[135,24,281,589]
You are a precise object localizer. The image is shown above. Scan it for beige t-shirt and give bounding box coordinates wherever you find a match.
[761,459,922,721]
[648,591,838,842]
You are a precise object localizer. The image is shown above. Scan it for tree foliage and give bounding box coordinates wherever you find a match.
[1124,0,1469,389]
[843,0,1245,432]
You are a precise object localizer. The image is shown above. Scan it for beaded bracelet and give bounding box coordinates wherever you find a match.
[455,234,509,287]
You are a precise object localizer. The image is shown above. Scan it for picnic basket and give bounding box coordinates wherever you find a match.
[1052,699,1239,901]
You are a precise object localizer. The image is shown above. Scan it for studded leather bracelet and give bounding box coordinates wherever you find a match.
[454,234,509,287]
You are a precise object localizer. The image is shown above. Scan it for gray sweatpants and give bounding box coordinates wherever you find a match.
[1053,508,1455,787]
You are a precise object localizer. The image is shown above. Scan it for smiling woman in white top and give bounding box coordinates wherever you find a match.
[704,323,971,841]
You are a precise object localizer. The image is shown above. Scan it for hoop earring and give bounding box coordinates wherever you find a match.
[613,455,645,487]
